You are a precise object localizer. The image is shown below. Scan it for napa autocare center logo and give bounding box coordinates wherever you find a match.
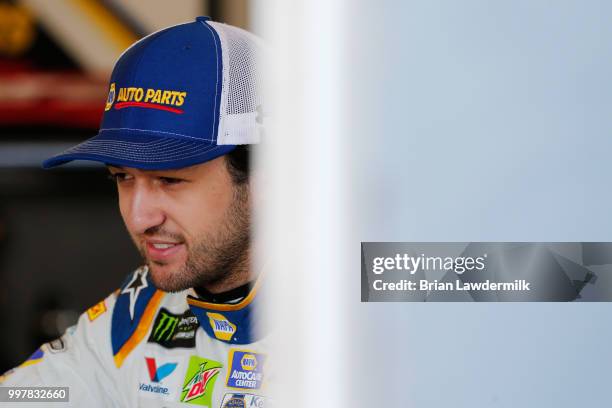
[226,350,265,390]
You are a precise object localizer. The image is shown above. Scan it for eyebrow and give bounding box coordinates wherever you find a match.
[106,166,191,177]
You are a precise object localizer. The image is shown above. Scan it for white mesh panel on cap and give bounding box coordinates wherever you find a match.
[208,21,264,145]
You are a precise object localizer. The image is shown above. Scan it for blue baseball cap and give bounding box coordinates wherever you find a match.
[43,17,264,170]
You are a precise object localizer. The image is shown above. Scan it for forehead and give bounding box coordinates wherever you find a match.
[107,157,225,176]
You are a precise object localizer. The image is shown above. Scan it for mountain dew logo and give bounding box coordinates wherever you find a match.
[181,356,222,406]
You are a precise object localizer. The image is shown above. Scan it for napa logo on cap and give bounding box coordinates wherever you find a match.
[226,350,265,390]
[105,83,116,111]
[207,312,237,341]
[104,84,188,114]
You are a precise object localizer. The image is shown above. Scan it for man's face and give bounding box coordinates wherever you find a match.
[108,157,250,293]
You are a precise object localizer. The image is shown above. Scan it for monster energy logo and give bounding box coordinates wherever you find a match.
[148,307,198,348]
[153,311,179,341]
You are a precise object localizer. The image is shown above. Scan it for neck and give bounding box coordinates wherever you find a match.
[194,281,252,303]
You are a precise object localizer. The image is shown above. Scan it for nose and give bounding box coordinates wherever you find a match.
[121,181,166,235]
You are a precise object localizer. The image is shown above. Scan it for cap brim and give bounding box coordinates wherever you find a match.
[42,130,236,170]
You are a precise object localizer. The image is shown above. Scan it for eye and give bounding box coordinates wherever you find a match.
[108,172,133,183]
[159,176,183,185]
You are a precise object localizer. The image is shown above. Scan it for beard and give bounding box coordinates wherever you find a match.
[137,184,251,292]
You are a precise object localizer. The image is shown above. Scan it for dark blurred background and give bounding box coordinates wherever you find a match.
[0,0,249,373]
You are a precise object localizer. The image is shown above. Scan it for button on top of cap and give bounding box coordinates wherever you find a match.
[196,16,211,22]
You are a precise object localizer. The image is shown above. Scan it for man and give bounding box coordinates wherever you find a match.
[1,17,267,408]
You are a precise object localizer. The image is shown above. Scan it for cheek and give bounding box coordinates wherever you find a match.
[177,185,234,237]
[117,194,138,241]
[114,193,137,246]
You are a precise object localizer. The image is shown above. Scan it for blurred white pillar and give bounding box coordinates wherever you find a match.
[252,1,349,407]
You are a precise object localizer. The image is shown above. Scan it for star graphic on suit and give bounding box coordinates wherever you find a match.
[121,266,149,321]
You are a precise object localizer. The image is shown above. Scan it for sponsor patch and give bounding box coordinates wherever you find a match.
[221,393,266,408]
[207,312,236,342]
[87,300,107,321]
[226,350,265,390]
[138,357,181,401]
[108,84,187,114]
[148,307,198,348]
[180,356,222,406]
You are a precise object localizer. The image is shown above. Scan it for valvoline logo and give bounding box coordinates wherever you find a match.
[145,357,177,382]
[207,312,237,341]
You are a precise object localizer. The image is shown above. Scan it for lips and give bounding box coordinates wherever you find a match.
[145,240,185,261]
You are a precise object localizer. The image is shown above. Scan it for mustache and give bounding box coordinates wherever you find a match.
[140,225,185,242]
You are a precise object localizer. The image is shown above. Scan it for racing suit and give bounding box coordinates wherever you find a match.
[0,266,268,407]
